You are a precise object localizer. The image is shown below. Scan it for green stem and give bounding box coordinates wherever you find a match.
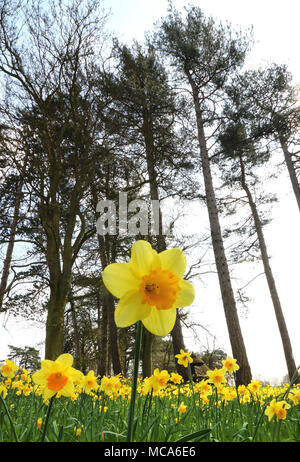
[126,320,143,442]
[188,363,198,425]
[276,420,282,442]
[41,395,55,442]
[0,393,19,442]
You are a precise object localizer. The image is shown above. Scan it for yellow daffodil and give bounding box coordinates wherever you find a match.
[290,389,300,406]
[32,354,84,401]
[175,349,193,368]
[221,356,239,374]
[177,402,187,414]
[80,370,99,394]
[0,359,19,378]
[100,376,122,396]
[237,384,249,396]
[196,379,212,395]
[0,382,7,399]
[151,368,170,392]
[102,240,195,337]
[170,372,183,384]
[265,399,290,421]
[36,418,42,429]
[75,426,83,437]
[206,368,227,387]
[248,379,261,394]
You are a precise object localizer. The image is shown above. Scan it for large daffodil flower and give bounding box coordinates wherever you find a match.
[102,240,195,337]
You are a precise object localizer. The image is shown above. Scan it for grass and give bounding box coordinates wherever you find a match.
[0,370,300,442]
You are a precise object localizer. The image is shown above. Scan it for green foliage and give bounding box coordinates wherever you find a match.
[7,345,41,371]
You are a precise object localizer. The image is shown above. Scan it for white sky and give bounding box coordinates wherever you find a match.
[1,0,300,383]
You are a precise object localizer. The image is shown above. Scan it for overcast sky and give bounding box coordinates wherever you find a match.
[1,0,299,383]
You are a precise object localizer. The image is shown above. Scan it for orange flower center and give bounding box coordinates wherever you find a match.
[2,365,10,373]
[225,361,233,369]
[139,268,180,310]
[276,408,286,419]
[47,371,68,391]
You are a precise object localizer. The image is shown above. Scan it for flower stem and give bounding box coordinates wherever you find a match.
[0,393,19,442]
[126,320,143,442]
[41,395,55,442]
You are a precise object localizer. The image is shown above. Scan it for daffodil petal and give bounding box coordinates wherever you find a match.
[43,388,56,401]
[32,369,47,386]
[114,290,152,328]
[174,279,195,308]
[55,353,74,368]
[142,307,176,337]
[60,380,74,397]
[129,240,160,278]
[40,360,55,375]
[159,248,187,278]
[102,262,140,298]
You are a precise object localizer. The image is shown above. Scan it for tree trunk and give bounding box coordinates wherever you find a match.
[98,294,109,377]
[69,293,82,370]
[97,232,123,376]
[45,287,68,360]
[107,291,123,375]
[42,200,68,360]
[0,175,23,311]
[90,179,123,376]
[142,329,154,378]
[143,110,189,382]
[189,78,252,385]
[279,134,300,213]
[239,155,298,382]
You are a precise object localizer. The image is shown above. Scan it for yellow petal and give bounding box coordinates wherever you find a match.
[173,279,195,308]
[129,240,160,278]
[114,290,152,328]
[142,307,177,337]
[60,380,74,397]
[40,360,55,374]
[159,248,187,278]
[43,387,56,401]
[32,369,47,386]
[70,368,84,382]
[102,262,140,298]
[55,354,74,368]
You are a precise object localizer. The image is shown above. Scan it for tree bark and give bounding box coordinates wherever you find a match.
[188,78,252,385]
[143,109,189,382]
[90,180,123,376]
[239,155,298,382]
[97,232,123,376]
[279,134,300,213]
[98,293,109,377]
[0,174,23,311]
[42,201,68,360]
[142,329,154,378]
[69,293,82,371]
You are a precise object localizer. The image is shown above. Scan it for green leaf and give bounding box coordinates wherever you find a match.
[175,428,211,442]
[139,416,160,442]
